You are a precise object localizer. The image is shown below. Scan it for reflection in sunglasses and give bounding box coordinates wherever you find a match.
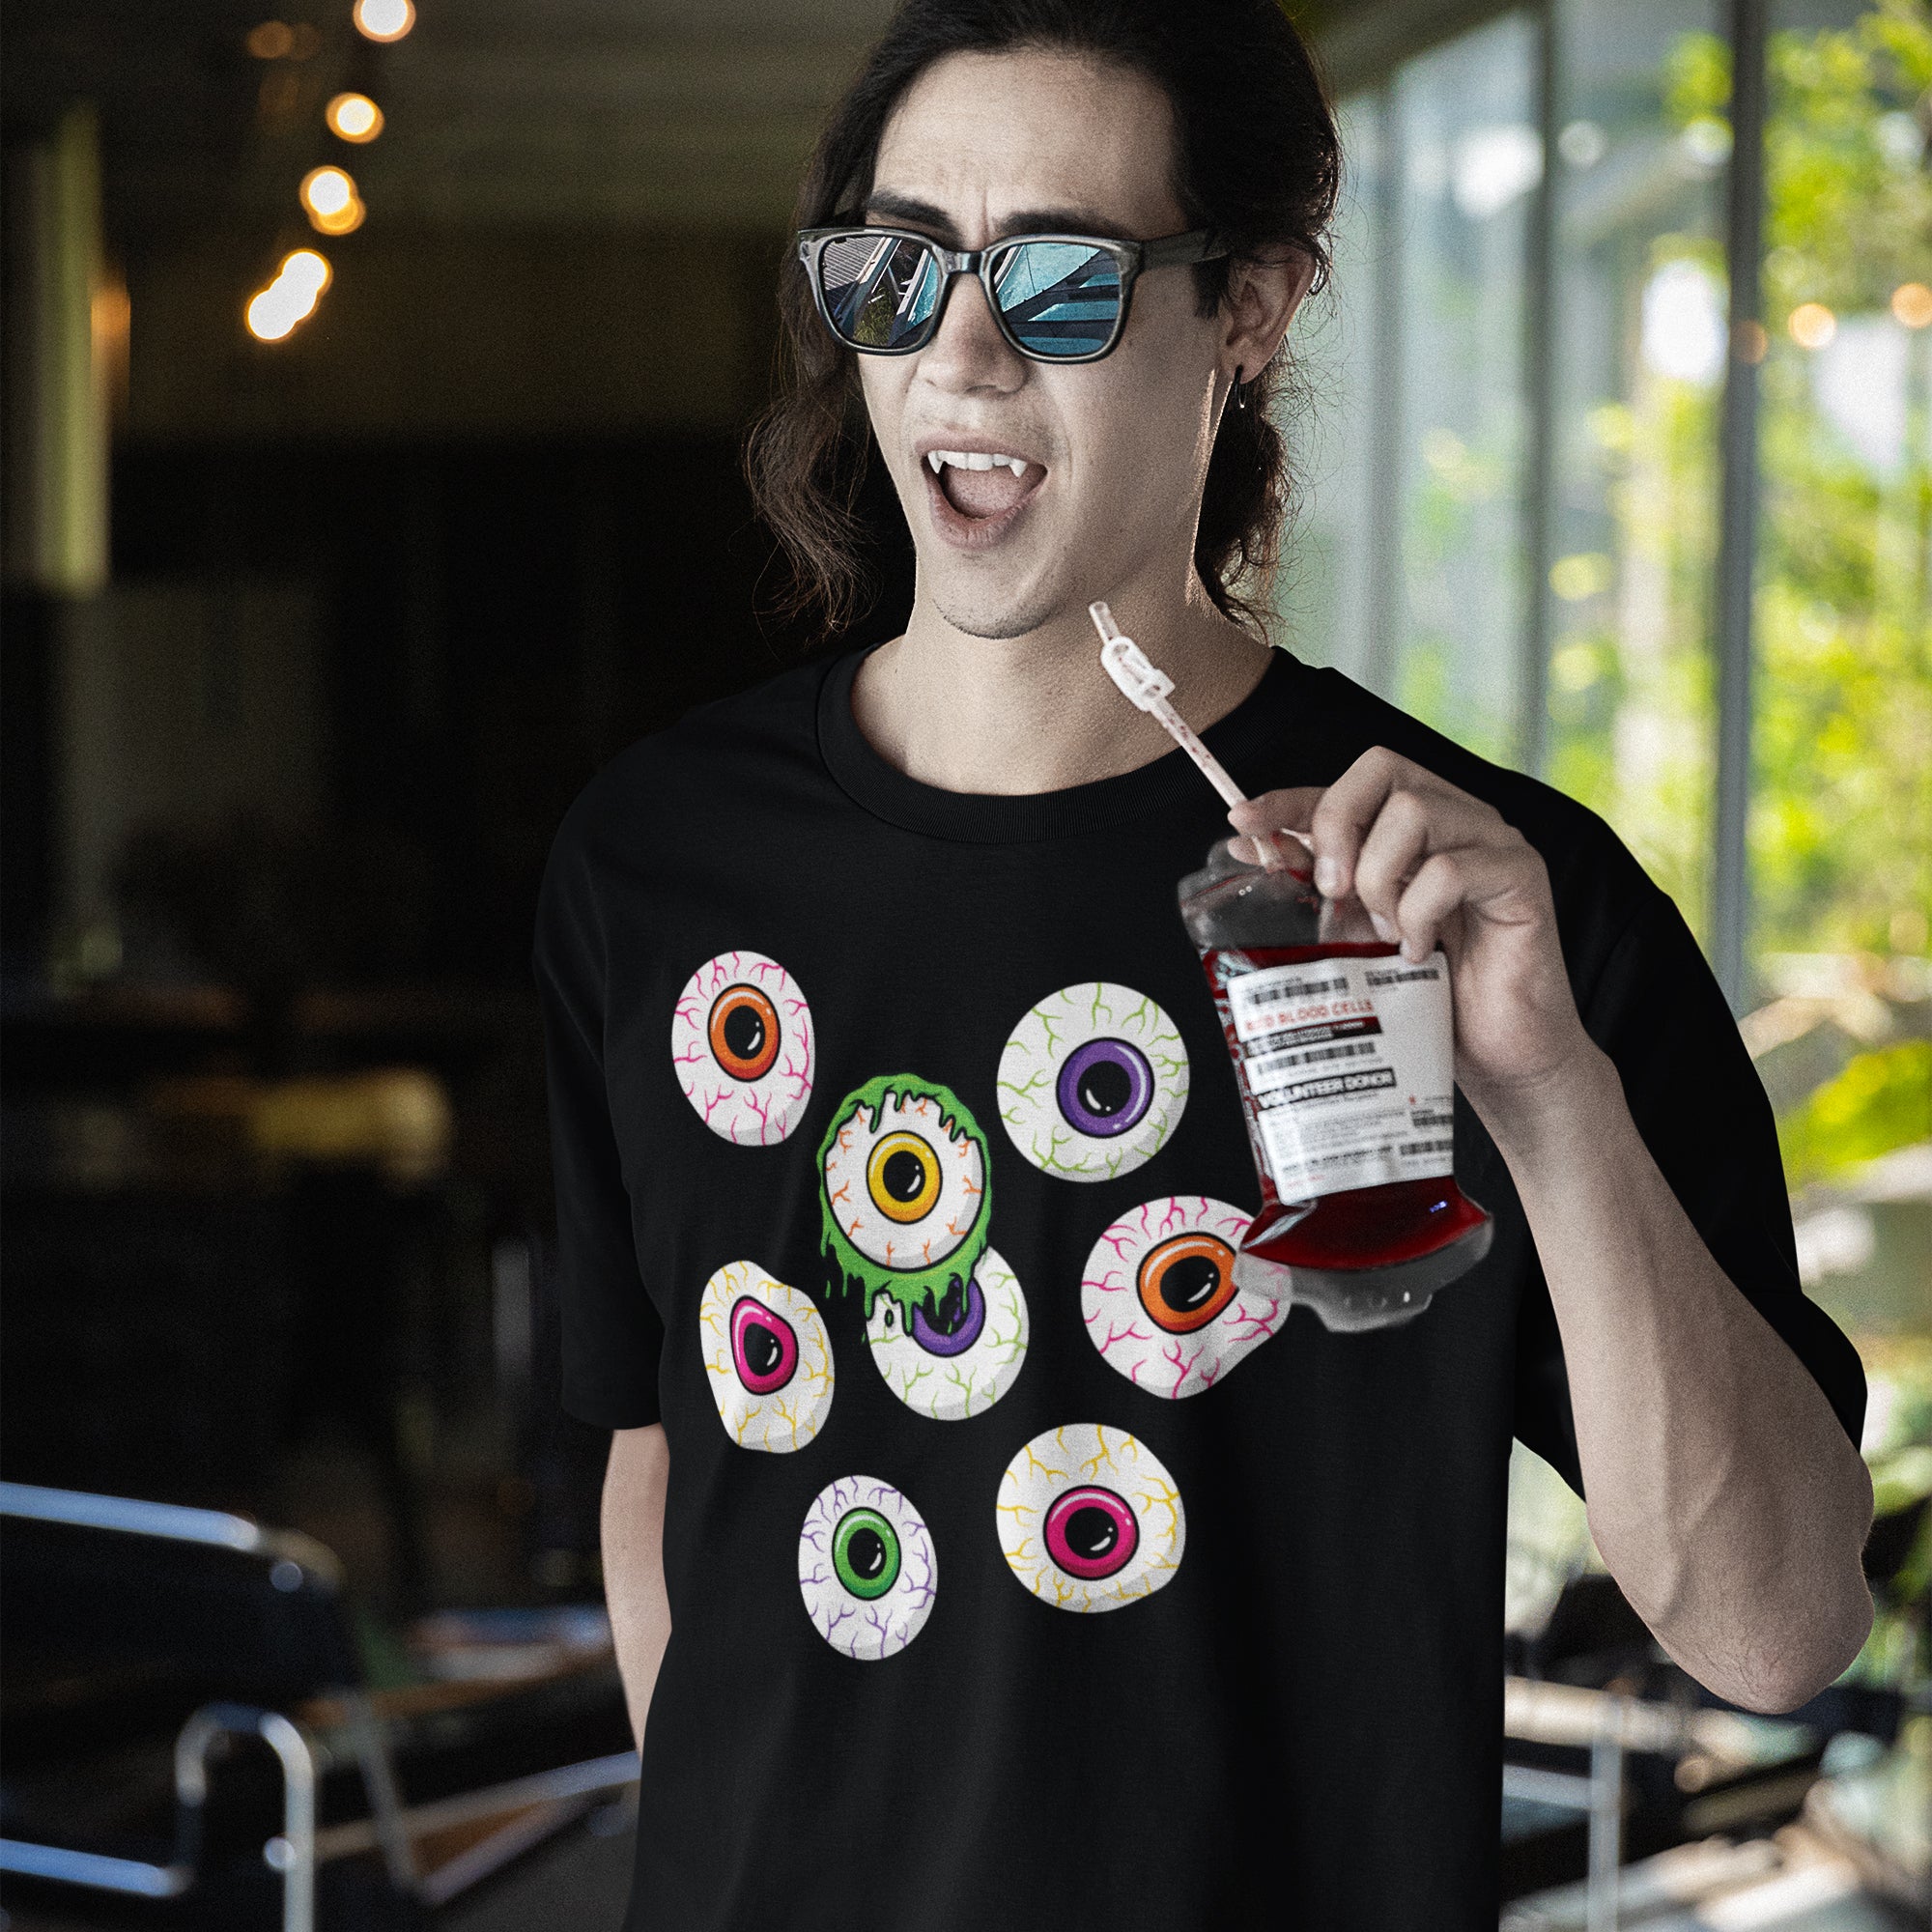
[994,243,1121,356]
[815,232,1130,359]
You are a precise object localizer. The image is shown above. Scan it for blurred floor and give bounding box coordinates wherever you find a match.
[0,1807,636,1932]
[440,1804,634,1932]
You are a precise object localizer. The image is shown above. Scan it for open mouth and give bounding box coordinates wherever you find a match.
[921,447,1046,544]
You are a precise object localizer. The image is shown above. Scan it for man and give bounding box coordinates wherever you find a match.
[535,4,1870,1923]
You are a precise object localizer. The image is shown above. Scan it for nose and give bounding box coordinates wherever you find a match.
[917,267,1025,396]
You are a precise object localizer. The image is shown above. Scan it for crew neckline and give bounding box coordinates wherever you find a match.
[814,641,1307,844]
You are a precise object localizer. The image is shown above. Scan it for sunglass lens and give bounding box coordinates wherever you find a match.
[818,233,942,350]
[992,242,1122,357]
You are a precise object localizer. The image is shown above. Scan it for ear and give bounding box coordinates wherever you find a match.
[1219,244,1319,388]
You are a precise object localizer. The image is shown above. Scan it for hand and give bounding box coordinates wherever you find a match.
[1226,748,1600,1126]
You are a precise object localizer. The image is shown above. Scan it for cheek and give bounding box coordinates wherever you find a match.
[859,361,916,477]
[1046,353,1216,532]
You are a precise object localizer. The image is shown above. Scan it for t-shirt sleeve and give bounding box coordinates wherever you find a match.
[531,816,666,1431]
[1514,889,1865,1492]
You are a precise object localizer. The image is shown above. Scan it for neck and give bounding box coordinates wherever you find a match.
[850,567,1272,796]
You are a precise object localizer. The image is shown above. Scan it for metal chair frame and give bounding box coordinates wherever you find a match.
[0,1481,638,1927]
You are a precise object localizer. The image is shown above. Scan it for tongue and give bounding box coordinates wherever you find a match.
[943,463,1032,519]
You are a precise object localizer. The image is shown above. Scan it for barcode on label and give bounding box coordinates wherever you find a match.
[1248,1039,1378,1078]
[1365,965,1441,988]
[1238,974,1346,1002]
[1398,1138,1455,1156]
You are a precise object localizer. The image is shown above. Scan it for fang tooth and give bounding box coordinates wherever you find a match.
[926,451,944,473]
[1007,458,1025,476]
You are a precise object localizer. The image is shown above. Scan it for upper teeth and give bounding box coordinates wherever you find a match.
[926,450,1029,476]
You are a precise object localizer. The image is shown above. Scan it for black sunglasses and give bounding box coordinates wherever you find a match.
[795,223,1227,364]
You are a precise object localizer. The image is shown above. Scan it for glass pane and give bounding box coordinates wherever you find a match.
[1278,14,1539,766]
[1391,12,1540,763]
[1545,0,1727,941]
[1277,97,1383,689]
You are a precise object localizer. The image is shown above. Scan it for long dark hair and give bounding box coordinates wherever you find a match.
[746,0,1341,638]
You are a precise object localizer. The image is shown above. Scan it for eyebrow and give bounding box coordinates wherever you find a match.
[861,187,1122,242]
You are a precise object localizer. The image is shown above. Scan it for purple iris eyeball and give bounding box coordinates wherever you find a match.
[999,983,1190,1182]
[1055,1037,1153,1139]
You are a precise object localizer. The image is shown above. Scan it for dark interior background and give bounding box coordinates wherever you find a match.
[0,0,949,1611]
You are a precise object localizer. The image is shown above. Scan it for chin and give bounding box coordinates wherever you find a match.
[932,598,1056,641]
[924,561,1068,643]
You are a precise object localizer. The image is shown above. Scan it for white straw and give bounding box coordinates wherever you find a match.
[1090,600,1312,862]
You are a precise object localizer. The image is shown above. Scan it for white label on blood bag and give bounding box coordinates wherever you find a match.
[1225,952,1455,1200]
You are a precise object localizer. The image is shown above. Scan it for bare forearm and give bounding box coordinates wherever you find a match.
[603,1423,672,1749]
[1484,1045,1872,1713]
[1233,752,1872,1710]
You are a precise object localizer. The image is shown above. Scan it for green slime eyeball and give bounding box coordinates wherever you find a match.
[817,1072,992,1326]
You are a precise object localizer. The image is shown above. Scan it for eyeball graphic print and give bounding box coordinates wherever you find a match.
[1082,1196,1289,1399]
[998,982,1188,1181]
[818,1075,991,1327]
[670,951,814,1146]
[697,1262,834,1453]
[798,1475,937,1661]
[997,1424,1184,1613]
[866,1245,1028,1420]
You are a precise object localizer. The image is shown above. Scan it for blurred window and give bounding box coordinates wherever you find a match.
[1282,0,1929,1037]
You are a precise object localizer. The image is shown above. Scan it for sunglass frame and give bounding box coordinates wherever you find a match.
[795,224,1227,364]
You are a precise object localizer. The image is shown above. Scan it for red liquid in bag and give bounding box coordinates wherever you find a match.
[1179,840,1493,1328]
[1191,923,1494,1332]
[1205,942,1490,1278]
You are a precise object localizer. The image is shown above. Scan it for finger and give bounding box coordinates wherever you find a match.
[1394,838,1546,963]
[1353,788,1509,932]
[1224,828,1310,873]
[1228,786,1322,838]
[1227,787,1319,874]
[1308,749,1487,900]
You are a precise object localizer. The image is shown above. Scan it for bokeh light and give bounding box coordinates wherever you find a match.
[326,93,384,142]
[301,166,355,217]
[247,19,319,57]
[301,165,366,235]
[1787,302,1837,351]
[245,249,332,342]
[1549,553,1614,602]
[1892,282,1932,329]
[353,0,415,43]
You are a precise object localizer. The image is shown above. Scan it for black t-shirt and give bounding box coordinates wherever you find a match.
[532,643,1862,1931]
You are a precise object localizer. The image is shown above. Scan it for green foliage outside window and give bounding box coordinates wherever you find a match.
[1557,3,1931,1187]
[1671,2,1932,973]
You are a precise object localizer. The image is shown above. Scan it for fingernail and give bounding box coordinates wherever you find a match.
[1314,855,1340,896]
[1370,911,1397,943]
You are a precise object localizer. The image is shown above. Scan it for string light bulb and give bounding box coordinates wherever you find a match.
[326,92,384,142]
[353,0,414,42]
